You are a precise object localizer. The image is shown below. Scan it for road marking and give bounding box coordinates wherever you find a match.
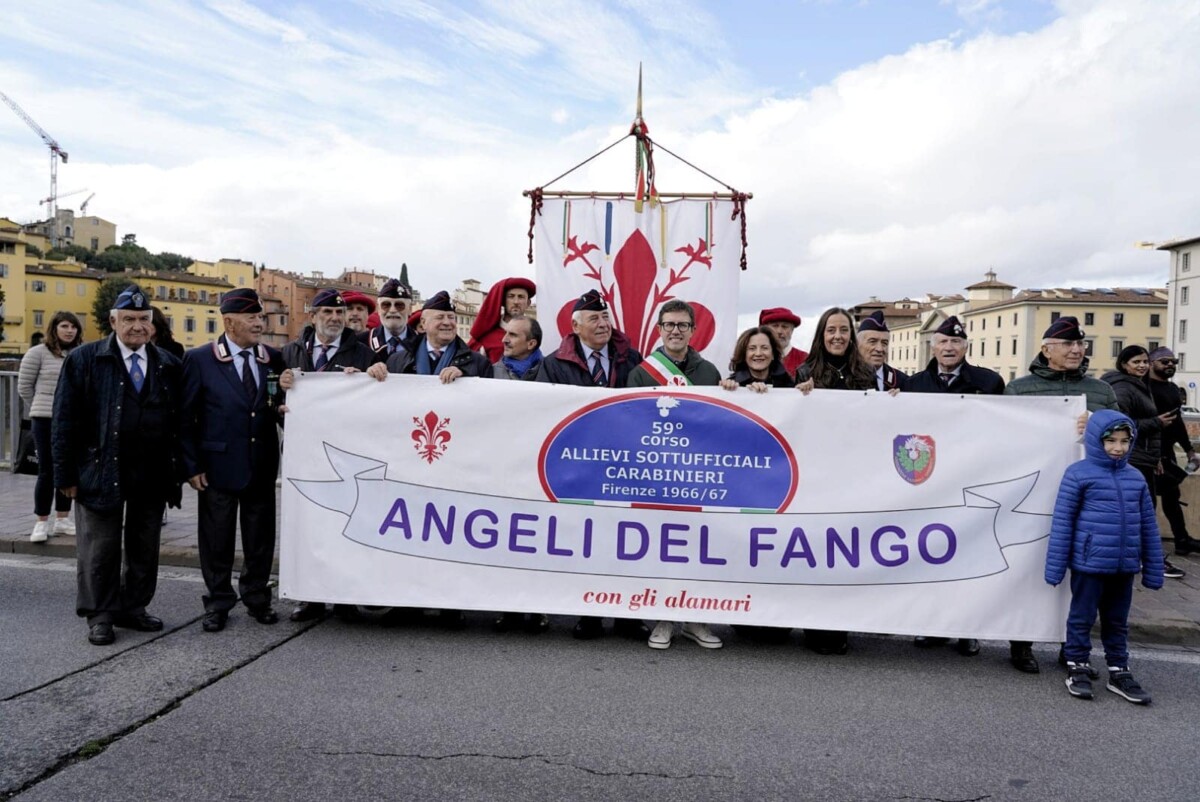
[0,555,208,583]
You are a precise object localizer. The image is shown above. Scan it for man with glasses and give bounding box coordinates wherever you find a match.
[361,278,416,362]
[626,300,721,388]
[1146,347,1200,567]
[1003,316,1120,674]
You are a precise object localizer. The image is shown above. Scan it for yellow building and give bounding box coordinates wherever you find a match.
[23,260,103,347]
[191,257,255,291]
[0,218,30,354]
[115,269,233,350]
[884,272,1167,381]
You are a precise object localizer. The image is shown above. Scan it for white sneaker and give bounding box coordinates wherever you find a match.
[681,622,723,649]
[53,517,75,536]
[30,520,50,543]
[648,621,674,649]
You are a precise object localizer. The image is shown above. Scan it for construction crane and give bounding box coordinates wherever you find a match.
[0,90,69,246]
[80,192,95,214]
[39,187,89,207]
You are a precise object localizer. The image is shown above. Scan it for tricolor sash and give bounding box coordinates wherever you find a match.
[640,350,693,387]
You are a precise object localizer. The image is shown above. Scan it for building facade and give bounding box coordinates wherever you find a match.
[1158,236,1200,403]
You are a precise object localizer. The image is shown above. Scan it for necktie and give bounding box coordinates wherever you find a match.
[939,373,954,388]
[590,351,607,386]
[241,351,257,400]
[388,336,400,354]
[129,353,144,393]
[314,344,328,370]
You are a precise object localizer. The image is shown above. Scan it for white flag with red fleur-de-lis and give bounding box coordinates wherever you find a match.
[535,197,741,373]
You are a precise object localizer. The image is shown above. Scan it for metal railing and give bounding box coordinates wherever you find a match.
[0,371,23,468]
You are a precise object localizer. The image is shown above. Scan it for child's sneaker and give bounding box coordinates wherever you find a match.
[1065,662,1094,699]
[1107,669,1151,704]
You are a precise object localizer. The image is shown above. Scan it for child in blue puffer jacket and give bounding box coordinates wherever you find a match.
[1045,409,1165,703]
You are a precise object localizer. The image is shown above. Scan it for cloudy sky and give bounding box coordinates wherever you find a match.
[2,0,1198,341]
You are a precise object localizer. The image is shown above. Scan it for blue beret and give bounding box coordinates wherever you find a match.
[311,288,345,308]
[379,278,413,300]
[936,316,966,339]
[573,289,608,312]
[1043,316,1084,341]
[858,310,888,333]
[220,288,263,314]
[423,290,454,312]
[113,286,150,311]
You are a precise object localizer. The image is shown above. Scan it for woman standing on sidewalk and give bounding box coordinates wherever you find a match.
[1102,345,1186,579]
[17,311,84,542]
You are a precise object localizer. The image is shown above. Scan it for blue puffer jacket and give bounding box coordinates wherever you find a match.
[1045,409,1164,588]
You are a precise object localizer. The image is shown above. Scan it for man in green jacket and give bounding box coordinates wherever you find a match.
[626,300,722,388]
[1003,315,1119,675]
[1005,316,1119,411]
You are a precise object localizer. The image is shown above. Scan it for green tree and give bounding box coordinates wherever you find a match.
[92,277,145,335]
[90,241,161,273]
[157,252,192,272]
[45,244,94,263]
[25,244,43,258]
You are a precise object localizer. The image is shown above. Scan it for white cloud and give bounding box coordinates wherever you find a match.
[2,0,1198,343]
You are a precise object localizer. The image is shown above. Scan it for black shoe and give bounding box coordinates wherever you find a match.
[87,622,115,645]
[248,606,279,625]
[289,602,327,622]
[379,607,420,628]
[613,619,651,640]
[438,609,466,630]
[114,612,164,632]
[734,625,792,644]
[1175,537,1200,557]
[332,604,361,622]
[956,638,980,656]
[1163,558,1185,579]
[1106,669,1152,705]
[1010,642,1040,674]
[1065,663,1094,699]
[572,616,604,640]
[524,614,551,634]
[493,612,524,632]
[202,611,228,632]
[914,636,949,648]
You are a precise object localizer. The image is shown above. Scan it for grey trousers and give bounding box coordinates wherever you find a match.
[76,496,165,626]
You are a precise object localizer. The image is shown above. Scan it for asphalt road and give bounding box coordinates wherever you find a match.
[3,553,1198,801]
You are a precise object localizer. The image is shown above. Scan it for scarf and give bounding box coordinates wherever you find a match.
[502,349,543,379]
[417,338,457,375]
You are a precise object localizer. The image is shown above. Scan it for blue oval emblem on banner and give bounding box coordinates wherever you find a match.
[538,392,797,512]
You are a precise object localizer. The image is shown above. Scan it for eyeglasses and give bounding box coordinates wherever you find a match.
[659,322,693,332]
[1156,359,1179,366]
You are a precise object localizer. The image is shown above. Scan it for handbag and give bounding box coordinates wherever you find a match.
[12,419,39,476]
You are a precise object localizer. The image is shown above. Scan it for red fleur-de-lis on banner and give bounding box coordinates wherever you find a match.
[557,233,716,355]
[412,411,452,464]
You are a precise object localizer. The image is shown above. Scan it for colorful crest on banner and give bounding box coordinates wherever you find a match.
[894,435,936,485]
[535,198,740,373]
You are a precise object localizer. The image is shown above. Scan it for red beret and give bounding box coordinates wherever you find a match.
[759,307,801,327]
[341,291,376,313]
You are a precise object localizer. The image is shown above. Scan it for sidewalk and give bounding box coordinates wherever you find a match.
[3,471,1199,646]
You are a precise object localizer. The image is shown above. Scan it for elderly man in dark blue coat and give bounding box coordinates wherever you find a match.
[53,287,185,646]
[182,288,286,633]
[905,316,1005,395]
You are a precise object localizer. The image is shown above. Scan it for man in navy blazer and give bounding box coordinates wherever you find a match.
[182,288,286,632]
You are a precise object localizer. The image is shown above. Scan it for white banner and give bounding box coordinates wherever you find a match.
[534,197,741,373]
[280,374,1083,641]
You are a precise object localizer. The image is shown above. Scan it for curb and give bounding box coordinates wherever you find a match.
[5,536,1198,648]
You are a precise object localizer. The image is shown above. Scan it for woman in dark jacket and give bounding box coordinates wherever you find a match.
[1102,346,1168,485]
[1103,345,1183,578]
[796,307,876,392]
[795,308,875,655]
[151,307,186,360]
[720,326,795,392]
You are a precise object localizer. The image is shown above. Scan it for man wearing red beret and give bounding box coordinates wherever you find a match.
[341,291,376,335]
[759,307,808,380]
[468,277,536,364]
